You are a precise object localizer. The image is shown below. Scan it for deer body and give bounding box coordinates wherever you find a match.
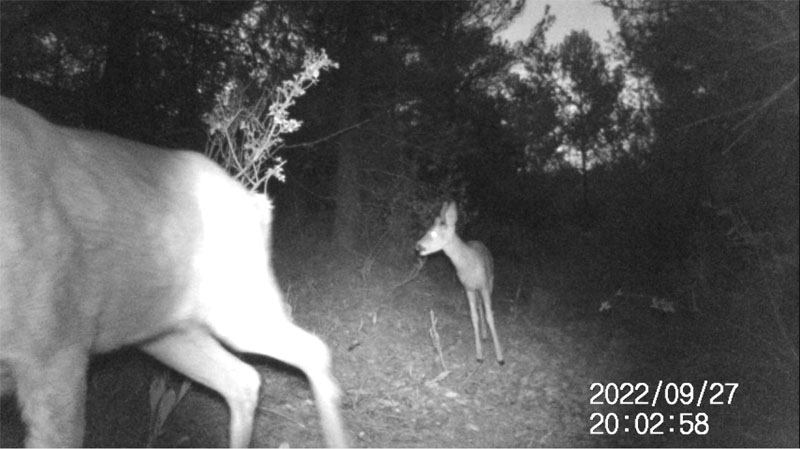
[0,97,347,447]
[416,202,504,365]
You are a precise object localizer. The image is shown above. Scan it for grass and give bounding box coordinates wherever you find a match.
[1,221,797,447]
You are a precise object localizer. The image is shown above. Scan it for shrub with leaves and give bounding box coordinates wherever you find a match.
[203,49,338,190]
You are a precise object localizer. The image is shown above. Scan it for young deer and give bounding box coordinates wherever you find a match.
[416,202,504,365]
[0,97,347,447]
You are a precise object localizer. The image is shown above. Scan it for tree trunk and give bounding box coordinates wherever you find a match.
[332,80,361,251]
[581,146,589,215]
[92,3,141,135]
[331,9,367,251]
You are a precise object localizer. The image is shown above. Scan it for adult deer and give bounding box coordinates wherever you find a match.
[0,97,347,447]
[416,202,504,365]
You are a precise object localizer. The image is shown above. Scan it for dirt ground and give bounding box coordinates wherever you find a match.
[1,244,797,447]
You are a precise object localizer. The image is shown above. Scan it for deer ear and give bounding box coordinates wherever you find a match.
[444,201,457,225]
[439,202,450,219]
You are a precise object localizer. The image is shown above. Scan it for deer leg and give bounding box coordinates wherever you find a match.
[225,322,347,448]
[13,346,89,447]
[480,287,504,365]
[140,328,260,448]
[476,291,489,340]
[466,290,484,362]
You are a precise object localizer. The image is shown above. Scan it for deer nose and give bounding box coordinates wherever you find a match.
[415,243,423,253]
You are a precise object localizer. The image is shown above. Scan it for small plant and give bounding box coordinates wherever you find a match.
[429,309,449,373]
[711,205,798,364]
[599,288,676,314]
[147,370,190,447]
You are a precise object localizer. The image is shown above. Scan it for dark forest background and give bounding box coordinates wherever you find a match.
[1,1,797,447]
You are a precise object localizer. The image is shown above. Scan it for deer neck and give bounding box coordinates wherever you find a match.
[442,234,474,272]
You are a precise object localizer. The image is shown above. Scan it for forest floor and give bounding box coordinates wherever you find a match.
[1,240,797,448]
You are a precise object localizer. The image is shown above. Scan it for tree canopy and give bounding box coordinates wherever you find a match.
[1,0,796,326]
